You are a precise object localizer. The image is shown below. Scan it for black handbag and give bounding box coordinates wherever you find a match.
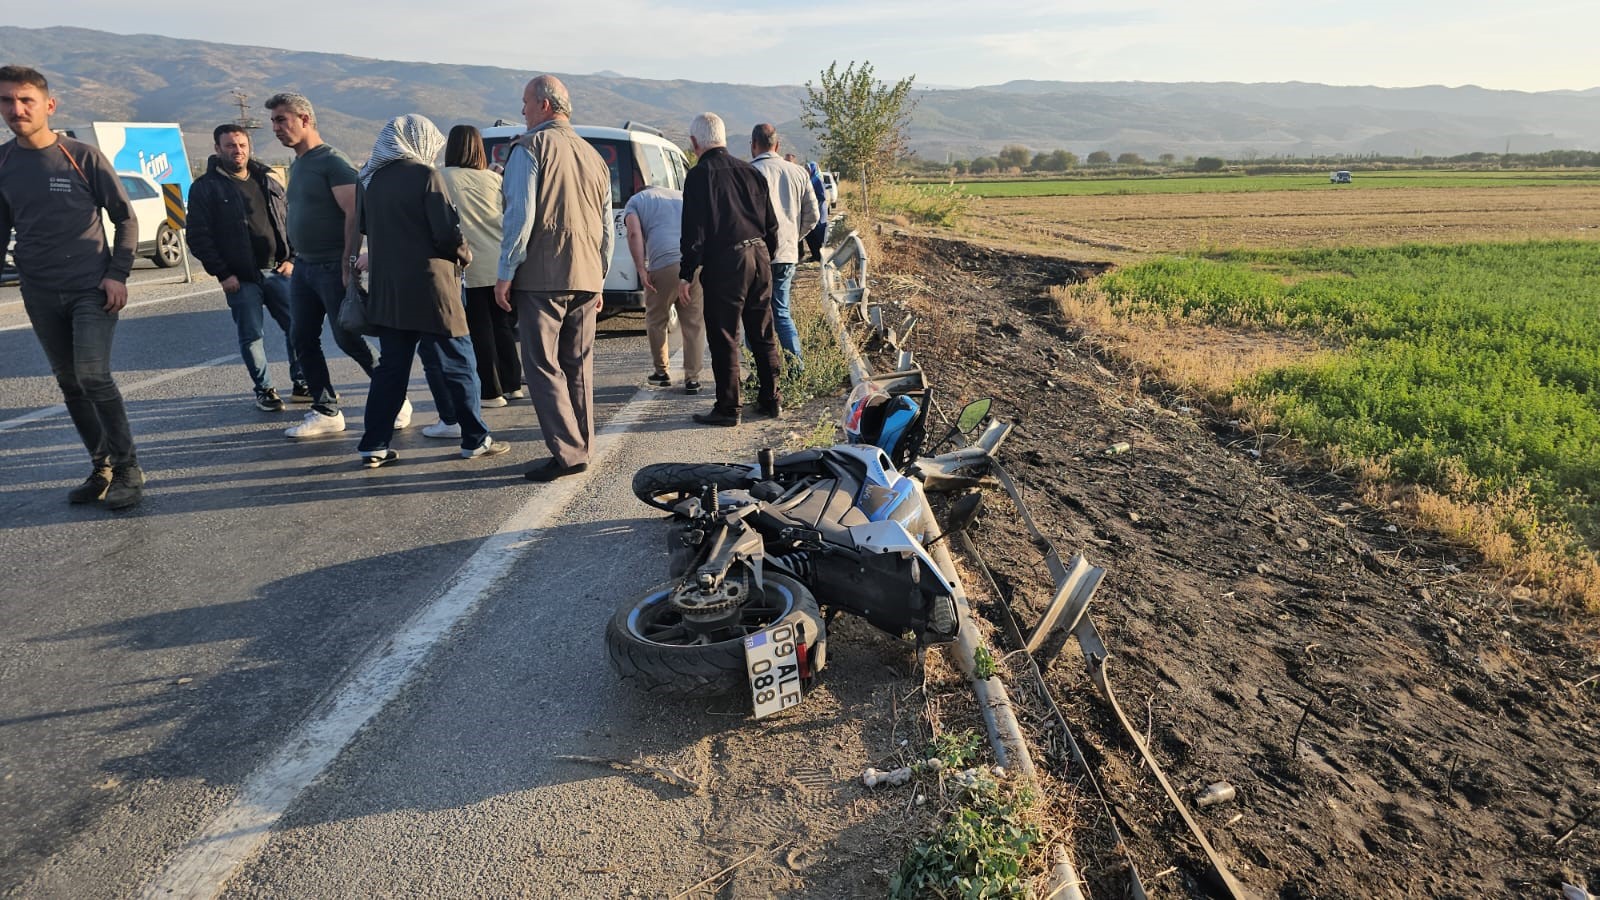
[337,267,376,336]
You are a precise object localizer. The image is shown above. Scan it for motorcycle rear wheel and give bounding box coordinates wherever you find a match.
[631,462,755,512]
[607,572,824,698]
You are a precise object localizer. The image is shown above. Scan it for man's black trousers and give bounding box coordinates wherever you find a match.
[701,242,781,415]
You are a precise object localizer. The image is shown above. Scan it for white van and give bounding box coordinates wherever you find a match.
[480,122,689,318]
[819,170,840,206]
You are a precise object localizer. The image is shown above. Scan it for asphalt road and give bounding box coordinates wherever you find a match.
[0,262,792,897]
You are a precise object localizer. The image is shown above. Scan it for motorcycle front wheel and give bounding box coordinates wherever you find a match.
[606,572,824,698]
[631,462,756,512]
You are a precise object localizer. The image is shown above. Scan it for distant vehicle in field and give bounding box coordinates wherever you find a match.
[819,170,841,205]
[1330,170,1353,184]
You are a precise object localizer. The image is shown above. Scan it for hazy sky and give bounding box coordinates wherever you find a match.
[30,0,1600,92]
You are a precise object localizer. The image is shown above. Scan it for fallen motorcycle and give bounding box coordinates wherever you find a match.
[606,394,1007,716]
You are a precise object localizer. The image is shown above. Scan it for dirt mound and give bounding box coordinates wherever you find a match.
[875,233,1600,898]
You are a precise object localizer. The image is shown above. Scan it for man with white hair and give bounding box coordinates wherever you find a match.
[495,74,613,482]
[749,123,819,369]
[678,112,781,427]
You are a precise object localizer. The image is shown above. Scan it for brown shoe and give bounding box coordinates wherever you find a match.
[693,408,742,427]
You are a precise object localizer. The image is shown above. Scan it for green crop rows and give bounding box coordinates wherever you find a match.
[944,170,1600,198]
[1095,241,1600,543]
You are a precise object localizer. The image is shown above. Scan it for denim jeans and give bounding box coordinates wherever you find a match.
[290,258,377,415]
[21,284,139,470]
[359,326,489,453]
[227,272,303,392]
[767,262,803,366]
[418,339,456,425]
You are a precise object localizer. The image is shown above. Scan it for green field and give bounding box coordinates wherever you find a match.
[948,170,1600,198]
[1094,241,1600,545]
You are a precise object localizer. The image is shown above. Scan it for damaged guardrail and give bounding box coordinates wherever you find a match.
[820,229,1252,900]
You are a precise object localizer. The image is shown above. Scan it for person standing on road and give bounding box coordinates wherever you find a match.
[495,75,613,483]
[354,114,509,468]
[624,184,705,394]
[0,65,144,510]
[266,92,404,439]
[679,112,781,427]
[186,124,305,412]
[441,124,523,416]
[748,124,818,369]
[804,160,829,263]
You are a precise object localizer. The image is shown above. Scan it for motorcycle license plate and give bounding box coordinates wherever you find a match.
[744,622,805,719]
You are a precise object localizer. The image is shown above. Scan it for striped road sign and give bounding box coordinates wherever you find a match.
[162,183,186,229]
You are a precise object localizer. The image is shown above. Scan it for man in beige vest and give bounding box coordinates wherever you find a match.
[494,75,614,482]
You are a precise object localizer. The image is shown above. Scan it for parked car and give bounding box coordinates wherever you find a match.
[108,170,183,267]
[2,172,176,287]
[480,121,689,318]
[1330,170,1352,184]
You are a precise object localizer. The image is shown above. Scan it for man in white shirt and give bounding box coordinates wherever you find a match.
[748,124,818,369]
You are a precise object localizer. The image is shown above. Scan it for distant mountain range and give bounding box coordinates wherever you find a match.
[3,26,1597,169]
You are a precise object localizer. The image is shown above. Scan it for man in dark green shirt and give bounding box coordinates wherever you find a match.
[266,91,393,438]
[0,65,144,509]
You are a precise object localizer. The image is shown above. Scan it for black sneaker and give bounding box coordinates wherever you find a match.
[105,464,145,511]
[647,372,672,387]
[683,380,701,395]
[67,467,113,504]
[255,387,286,412]
[290,384,314,404]
[755,399,784,420]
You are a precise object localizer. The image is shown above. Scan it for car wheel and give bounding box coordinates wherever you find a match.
[152,223,183,268]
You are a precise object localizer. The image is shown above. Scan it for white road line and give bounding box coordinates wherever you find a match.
[0,273,193,310]
[0,354,236,433]
[0,285,220,332]
[139,359,679,900]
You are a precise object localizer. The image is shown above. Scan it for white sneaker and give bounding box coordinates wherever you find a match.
[394,397,413,430]
[481,395,509,408]
[461,437,512,459]
[285,409,346,438]
[421,419,461,439]
[504,388,528,400]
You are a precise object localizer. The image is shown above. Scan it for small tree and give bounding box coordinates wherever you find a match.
[801,60,918,220]
[997,144,1032,171]
[1158,153,1177,166]
[1047,149,1077,171]
[1086,150,1112,166]
[1030,152,1051,171]
[1194,156,1225,172]
[1116,152,1143,166]
[969,156,998,175]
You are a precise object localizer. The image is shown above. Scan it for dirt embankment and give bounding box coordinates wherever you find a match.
[874,233,1600,898]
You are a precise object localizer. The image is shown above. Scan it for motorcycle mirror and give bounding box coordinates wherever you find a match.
[946,491,985,533]
[955,398,992,434]
[926,492,984,548]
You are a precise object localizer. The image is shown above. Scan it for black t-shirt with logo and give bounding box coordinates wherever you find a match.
[228,172,274,271]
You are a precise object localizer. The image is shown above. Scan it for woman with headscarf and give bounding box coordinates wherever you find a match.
[354,114,510,467]
[439,125,523,416]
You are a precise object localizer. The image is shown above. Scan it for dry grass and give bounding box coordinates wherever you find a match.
[961,185,1600,264]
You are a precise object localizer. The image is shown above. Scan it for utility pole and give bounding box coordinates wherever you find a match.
[230,89,261,130]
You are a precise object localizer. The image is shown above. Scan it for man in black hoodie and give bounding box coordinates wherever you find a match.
[187,124,304,411]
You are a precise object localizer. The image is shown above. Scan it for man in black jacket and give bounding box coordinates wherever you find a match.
[187,124,304,411]
[678,111,781,427]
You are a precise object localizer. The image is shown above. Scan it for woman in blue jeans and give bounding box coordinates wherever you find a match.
[352,114,510,468]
